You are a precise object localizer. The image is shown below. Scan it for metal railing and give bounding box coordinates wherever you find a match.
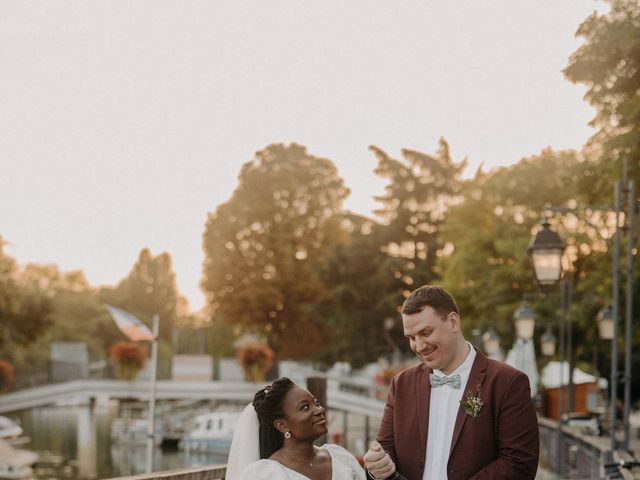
[538,416,640,479]
[539,416,605,478]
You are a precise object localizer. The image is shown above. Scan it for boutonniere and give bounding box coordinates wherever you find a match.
[460,383,483,417]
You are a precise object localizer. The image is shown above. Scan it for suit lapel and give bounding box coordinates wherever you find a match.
[417,364,431,458]
[449,348,488,456]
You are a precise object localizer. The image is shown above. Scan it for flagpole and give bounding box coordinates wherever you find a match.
[146,314,159,474]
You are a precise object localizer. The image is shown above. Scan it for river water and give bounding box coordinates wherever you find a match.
[12,403,227,480]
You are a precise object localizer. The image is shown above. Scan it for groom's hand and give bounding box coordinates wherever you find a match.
[363,441,396,479]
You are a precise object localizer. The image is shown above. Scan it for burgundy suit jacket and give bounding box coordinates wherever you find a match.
[375,348,539,480]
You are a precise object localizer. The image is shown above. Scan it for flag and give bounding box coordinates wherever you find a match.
[105,305,155,342]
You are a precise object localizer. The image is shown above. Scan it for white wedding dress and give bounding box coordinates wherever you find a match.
[240,444,365,480]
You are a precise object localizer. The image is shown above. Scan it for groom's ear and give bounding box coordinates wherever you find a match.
[449,312,461,332]
[273,419,287,434]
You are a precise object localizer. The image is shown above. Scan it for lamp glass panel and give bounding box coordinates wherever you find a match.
[598,318,614,340]
[531,249,562,284]
[541,338,556,356]
[515,318,535,339]
[483,337,500,355]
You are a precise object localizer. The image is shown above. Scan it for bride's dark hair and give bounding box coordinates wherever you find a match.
[252,376,295,459]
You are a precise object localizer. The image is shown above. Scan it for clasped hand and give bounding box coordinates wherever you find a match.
[363,441,396,479]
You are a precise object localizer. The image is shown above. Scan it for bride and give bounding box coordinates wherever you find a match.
[225,377,365,480]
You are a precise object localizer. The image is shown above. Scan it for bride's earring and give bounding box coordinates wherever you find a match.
[284,430,291,439]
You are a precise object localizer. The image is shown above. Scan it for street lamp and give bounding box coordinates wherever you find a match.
[527,160,636,461]
[527,219,565,287]
[528,219,571,474]
[528,220,574,408]
[596,305,614,341]
[508,303,539,400]
[513,303,535,340]
[541,327,557,357]
[482,328,500,358]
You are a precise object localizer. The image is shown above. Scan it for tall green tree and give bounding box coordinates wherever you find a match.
[101,248,181,342]
[564,3,640,399]
[371,138,466,292]
[201,143,349,358]
[564,0,640,184]
[0,239,54,357]
[314,214,405,367]
[439,149,617,359]
[12,264,120,372]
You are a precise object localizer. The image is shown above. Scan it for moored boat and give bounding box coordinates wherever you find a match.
[179,411,241,454]
[0,439,38,480]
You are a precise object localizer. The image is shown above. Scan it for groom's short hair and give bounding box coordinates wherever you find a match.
[402,285,459,319]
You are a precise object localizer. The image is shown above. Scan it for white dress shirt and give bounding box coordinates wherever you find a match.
[423,342,476,480]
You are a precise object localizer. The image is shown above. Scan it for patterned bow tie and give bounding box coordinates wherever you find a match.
[429,373,461,389]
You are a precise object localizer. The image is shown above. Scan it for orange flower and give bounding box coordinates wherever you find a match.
[109,342,147,380]
[234,335,275,382]
[0,360,15,392]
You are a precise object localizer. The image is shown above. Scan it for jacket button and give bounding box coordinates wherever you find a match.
[419,462,424,469]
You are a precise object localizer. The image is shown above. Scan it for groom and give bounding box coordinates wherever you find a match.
[364,285,539,480]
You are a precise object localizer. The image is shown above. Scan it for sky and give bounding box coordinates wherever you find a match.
[1,1,603,312]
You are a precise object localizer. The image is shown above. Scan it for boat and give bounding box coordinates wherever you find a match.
[110,417,163,446]
[0,417,30,448]
[110,402,162,446]
[0,439,38,479]
[111,399,214,448]
[179,411,241,454]
[0,418,22,441]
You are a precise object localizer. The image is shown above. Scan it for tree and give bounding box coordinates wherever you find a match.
[201,143,349,358]
[314,214,406,367]
[19,263,90,292]
[40,288,121,365]
[101,248,181,342]
[438,149,619,363]
[564,0,640,184]
[204,314,236,358]
[565,3,640,399]
[371,138,466,293]
[4,262,120,372]
[0,238,54,356]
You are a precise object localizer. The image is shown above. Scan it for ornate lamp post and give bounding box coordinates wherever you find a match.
[528,219,569,474]
[528,221,573,404]
[528,161,636,462]
[528,174,638,464]
[510,303,537,398]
